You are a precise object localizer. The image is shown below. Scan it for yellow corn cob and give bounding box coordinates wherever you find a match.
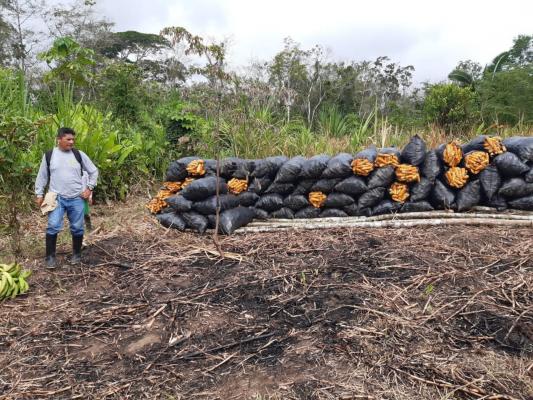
[483,136,506,156]
[375,153,399,168]
[464,151,490,175]
[186,159,206,176]
[308,191,327,208]
[395,164,420,183]
[389,182,409,203]
[228,178,248,194]
[163,181,182,193]
[445,167,469,188]
[443,141,463,167]
[351,158,374,176]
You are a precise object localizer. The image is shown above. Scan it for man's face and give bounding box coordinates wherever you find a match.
[57,133,75,151]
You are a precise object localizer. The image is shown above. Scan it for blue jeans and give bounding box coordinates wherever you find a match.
[47,195,85,237]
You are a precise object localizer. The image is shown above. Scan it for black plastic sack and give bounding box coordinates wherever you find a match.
[253,156,289,178]
[487,194,508,211]
[493,152,529,177]
[265,182,296,195]
[479,165,501,201]
[238,191,260,207]
[274,156,306,183]
[300,154,330,178]
[421,150,442,182]
[462,135,486,154]
[219,157,247,179]
[165,195,193,212]
[503,137,533,162]
[219,207,256,234]
[254,208,269,220]
[320,208,348,218]
[294,206,321,219]
[166,156,200,182]
[181,211,209,234]
[354,145,377,162]
[372,200,401,215]
[401,201,434,213]
[431,180,455,209]
[525,167,533,184]
[321,153,354,178]
[270,207,295,219]
[193,194,240,215]
[499,178,533,198]
[508,195,533,211]
[378,147,401,157]
[248,177,272,194]
[358,187,386,209]
[324,193,354,208]
[207,214,216,229]
[232,160,255,180]
[334,176,368,196]
[455,180,481,211]
[410,178,433,202]
[255,193,284,212]
[291,179,315,195]
[310,178,342,194]
[283,195,310,211]
[181,176,228,201]
[156,212,186,230]
[367,166,395,189]
[343,203,360,216]
[401,134,427,166]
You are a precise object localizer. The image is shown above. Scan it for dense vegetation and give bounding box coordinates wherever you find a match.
[0,0,531,251]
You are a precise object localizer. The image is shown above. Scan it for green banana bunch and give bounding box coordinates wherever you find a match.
[0,263,32,300]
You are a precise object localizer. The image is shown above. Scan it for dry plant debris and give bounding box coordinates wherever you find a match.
[0,219,532,399]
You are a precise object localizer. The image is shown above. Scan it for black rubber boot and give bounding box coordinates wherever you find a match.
[71,235,83,264]
[45,234,58,269]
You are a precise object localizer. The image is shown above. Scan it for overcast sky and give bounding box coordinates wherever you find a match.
[95,0,532,84]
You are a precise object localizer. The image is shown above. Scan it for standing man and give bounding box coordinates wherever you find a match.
[35,127,99,268]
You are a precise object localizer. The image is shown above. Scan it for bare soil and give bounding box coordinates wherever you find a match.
[0,199,532,399]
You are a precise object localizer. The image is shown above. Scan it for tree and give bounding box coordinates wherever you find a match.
[44,0,114,52]
[38,36,96,86]
[423,83,478,133]
[99,30,170,61]
[448,60,483,87]
[478,65,533,125]
[0,0,45,72]
[486,35,533,75]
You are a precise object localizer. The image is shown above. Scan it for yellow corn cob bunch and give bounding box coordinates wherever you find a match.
[445,167,469,188]
[443,141,463,167]
[351,158,374,176]
[228,178,248,194]
[395,164,420,183]
[389,182,409,203]
[484,136,506,156]
[186,159,206,176]
[146,198,167,214]
[308,191,327,208]
[146,188,175,214]
[464,151,490,175]
[181,177,195,189]
[374,153,399,168]
[163,181,182,193]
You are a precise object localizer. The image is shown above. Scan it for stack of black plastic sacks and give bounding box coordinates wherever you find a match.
[155,136,533,234]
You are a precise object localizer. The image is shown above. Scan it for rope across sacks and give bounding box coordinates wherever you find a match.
[149,135,533,234]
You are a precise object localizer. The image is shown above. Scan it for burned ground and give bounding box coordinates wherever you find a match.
[0,207,532,399]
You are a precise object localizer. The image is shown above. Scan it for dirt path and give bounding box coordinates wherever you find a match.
[1,200,532,399]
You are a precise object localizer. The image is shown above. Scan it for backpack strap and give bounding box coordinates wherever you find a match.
[45,149,85,186]
[45,150,53,186]
[72,148,84,175]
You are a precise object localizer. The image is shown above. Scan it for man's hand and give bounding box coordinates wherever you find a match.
[81,189,92,200]
[35,197,43,207]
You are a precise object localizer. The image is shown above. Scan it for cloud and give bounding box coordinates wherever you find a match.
[95,0,533,83]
